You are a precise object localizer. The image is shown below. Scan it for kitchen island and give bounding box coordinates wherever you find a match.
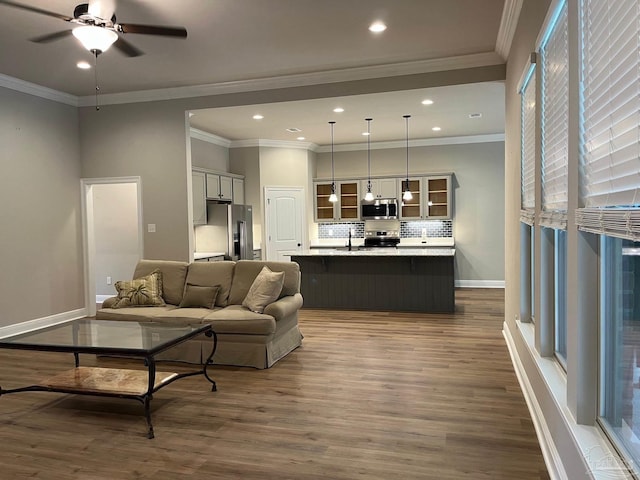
[289,248,455,313]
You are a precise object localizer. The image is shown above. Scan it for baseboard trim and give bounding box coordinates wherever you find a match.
[503,322,566,480]
[0,308,88,338]
[455,280,505,288]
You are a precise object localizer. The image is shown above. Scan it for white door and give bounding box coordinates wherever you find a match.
[264,187,305,261]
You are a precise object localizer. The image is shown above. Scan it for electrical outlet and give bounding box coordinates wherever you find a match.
[148,223,156,233]
[106,276,112,285]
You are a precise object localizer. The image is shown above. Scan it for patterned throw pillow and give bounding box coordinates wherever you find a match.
[112,270,165,308]
[242,266,285,314]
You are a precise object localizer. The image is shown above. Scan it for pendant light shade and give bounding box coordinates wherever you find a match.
[328,121,338,203]
[402,114,413,201]
[364,117,374,201]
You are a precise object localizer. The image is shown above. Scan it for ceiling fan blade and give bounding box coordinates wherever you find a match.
[113,37,144,57]
[30,30,73,43]
[118,23,187,38]
[0,0,72,21]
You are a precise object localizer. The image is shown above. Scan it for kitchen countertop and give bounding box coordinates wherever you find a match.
[290,248,455,257]
[194,251,225,260]
[310,237,454,248]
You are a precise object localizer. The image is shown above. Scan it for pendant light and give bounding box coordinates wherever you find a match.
[364,118,374,201]
[328,121,338,203]
[402,114,413,201]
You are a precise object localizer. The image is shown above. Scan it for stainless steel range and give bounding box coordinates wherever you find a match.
[363,220,400,248]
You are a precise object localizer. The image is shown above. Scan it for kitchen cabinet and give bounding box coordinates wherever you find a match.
[398,175,451,220]
[360,178,397,200]
[206,173,233,202]
[338,181,360,220]
[192,171,207,225]
[232,177,244,205]
[398,178,422,219]
[314,180,360,221]
[425,175,452,219]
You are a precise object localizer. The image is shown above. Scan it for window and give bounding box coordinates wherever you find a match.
[519,61,536,323]
[555,229,567,366]
[600,237,640,473]
[580,0,640,470]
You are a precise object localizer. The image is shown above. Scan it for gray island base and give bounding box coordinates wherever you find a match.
[290,248,455,313]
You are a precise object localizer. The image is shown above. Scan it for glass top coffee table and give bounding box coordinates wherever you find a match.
[0,318,217,439]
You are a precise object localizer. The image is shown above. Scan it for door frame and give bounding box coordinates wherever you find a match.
[81,176,144,316]
[263,186,307,261]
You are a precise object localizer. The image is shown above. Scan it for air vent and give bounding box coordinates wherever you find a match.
[469,113,482,119]
[286,127,302,133]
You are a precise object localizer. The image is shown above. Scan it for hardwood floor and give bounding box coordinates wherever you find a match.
[0,289,549,479]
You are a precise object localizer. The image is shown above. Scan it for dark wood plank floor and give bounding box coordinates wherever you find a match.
[0,289,549,479]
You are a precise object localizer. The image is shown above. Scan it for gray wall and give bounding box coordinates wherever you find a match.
[316,141,505,282]
[79,102,191,261]
[0,87,84,325]
[191,137,228,171]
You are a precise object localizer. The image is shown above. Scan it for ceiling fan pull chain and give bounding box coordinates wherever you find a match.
[93,50,100,111]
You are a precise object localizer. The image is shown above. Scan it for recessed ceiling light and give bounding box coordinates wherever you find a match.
[432,126,442,131]
[362,132,370,136]
[77,61,91,69]
[369,21,387,33]
[333,107,344,113]
[297,137,306,141]
[286,127,302,133]
[469,113,482,119]
[421,99,434,105]
[252,114,264,120]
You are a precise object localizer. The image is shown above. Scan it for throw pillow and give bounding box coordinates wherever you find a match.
[179,284,220,309]
[242,266,285,314]
[112,269,165,308]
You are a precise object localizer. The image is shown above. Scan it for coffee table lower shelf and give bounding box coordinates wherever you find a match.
[40,366,179,396]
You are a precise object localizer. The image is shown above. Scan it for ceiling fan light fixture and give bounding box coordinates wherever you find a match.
[72,26,118,53]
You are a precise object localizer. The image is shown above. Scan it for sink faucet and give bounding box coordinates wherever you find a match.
[348,229,352,251]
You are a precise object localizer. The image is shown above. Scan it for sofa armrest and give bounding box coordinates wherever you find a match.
[263,293,303,321]
[101,296,118,309]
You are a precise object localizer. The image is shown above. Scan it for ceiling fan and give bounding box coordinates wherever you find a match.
[0,0,187,57]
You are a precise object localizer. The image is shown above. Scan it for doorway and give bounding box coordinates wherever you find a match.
[264,187,306,261]
[82,177,143,316]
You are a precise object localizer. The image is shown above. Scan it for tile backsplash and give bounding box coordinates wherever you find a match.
[318,220,453,239]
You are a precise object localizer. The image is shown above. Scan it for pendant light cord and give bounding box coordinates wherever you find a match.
[366,118,372,190]
[404,115,411,189]
[329,121,336,192]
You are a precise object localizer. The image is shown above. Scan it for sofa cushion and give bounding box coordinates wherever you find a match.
[204,305,276,335]
[179,284,219,309]
[112,270,165,308]
[228,261,300,305]
[184,261,235,307]
[242,266,284,313]
[133,260,189,306]
[96,305,178,322]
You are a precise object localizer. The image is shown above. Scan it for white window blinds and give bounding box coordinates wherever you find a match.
[520,67,536,225]
[540,2,568,229]
[579,0,640,239]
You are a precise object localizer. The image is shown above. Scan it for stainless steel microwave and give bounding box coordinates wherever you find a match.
[361,198,398,220]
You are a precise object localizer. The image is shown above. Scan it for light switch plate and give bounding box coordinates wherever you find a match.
[147,224,156,233]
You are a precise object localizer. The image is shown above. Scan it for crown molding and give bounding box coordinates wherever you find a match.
[189,128,232,147]
[0,73,78,106]
[496,0,524,60]
[315,133,505,152]
[230,139,318,150]
[77,51,504,107]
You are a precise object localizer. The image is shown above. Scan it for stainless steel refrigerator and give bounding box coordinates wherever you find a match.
[206,203,254,260]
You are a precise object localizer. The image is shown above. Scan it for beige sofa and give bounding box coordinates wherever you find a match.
[96,259,303,369]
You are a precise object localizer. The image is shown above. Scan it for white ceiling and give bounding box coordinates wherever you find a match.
[0,0,512,145]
